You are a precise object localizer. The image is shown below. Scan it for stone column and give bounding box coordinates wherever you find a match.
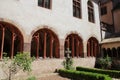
[43,32,47,58]
[59,39,64,58]
[35,34,39,59]
[55,40,59,58]
[71,36,74,57]
[50,35,54,58]
[83,41,87,57]
[91,41,93,57]
[94,43,97,57]
[79,42,82,57]
[10,33,16,59]
[0,27,5,59]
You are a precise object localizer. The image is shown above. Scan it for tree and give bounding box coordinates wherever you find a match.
[1,52,35,80]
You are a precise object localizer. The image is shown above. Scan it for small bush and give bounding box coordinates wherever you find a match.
[62,57,74,70]
[58,69,112,80]
[76,66,120,78]
[27,76,36,80]
[97,55,112,69]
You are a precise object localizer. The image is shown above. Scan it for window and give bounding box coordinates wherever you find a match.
[73,0,81,18]
[88,1,95,23]
[38,0,51,9]
[101,7,107,15]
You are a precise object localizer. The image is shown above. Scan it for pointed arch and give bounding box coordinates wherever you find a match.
[31,28,60,59]
[87,37,99,57]
[102,48,107,57]
[112,47,117,57]
[0,21,24,59]
[64,33,83,58]
[117,47,120,58]
[107,48,112,57]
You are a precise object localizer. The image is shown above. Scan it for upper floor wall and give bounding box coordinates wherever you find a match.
[100,1,113,25]
[0,0,100,41]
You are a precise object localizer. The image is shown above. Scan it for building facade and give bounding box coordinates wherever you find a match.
[0,0,101,75]
[100,0,120,58]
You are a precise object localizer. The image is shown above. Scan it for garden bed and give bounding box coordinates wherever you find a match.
[76,67,120,78]
[58,69,112,80]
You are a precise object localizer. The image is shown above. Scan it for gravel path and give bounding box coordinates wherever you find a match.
[38,73,70,80]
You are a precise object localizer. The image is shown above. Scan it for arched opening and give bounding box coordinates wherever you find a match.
[31,28,60,59]
[87,37,99,57]
[117,47,120,58]
[0,21,23,59]
[102,48,107,57]
[107,48,112,57]
[112,48,117,57]
[64,34,83,58]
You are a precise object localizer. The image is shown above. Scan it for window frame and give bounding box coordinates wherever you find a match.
[87,1,95,23]
[101,6,107,16]
[73,0,82,18]
[38,0,52,9]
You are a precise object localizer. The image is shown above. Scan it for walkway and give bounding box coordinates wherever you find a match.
[38,73,70,80]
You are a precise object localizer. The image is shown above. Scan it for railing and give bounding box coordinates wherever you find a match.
[100,22,120,38]
[100,22,114,33]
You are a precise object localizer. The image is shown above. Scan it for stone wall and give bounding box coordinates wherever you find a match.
[0,57,96,79]
[31,57,96,77]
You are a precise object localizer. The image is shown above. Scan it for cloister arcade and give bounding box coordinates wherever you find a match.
[64,34,83,57]
[0,21,101,59]
[87,37,99,57]
[102,47,120,58]
[0,21,23,59]
[31,28,60,59]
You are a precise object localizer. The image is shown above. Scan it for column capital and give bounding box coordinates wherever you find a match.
[12,32,17,41]
[33,33,39,39]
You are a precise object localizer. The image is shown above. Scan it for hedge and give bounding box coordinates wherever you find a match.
[76,67,120,78]
[58,69,112,80]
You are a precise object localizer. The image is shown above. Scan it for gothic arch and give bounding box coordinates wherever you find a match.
[102,48,107,57]
[31,28,60,59]
[112,47,117,57]
[0,18,25,38]
[87,37,99,57]
[0,21,24,59]
[107,48,112,57]
[64,33,83,57]
[31,25,59,39]
[117,47,120,58]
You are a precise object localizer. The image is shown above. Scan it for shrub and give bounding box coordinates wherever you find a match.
[97,55,112,69]
[76,66,120,78]
[62,57,74,70]
[1,52,35,80]
[62,48,74,70]
[27,76,36,80]
[58,69,112,80]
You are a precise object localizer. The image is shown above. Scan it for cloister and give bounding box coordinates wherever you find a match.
[0,21,100,59]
